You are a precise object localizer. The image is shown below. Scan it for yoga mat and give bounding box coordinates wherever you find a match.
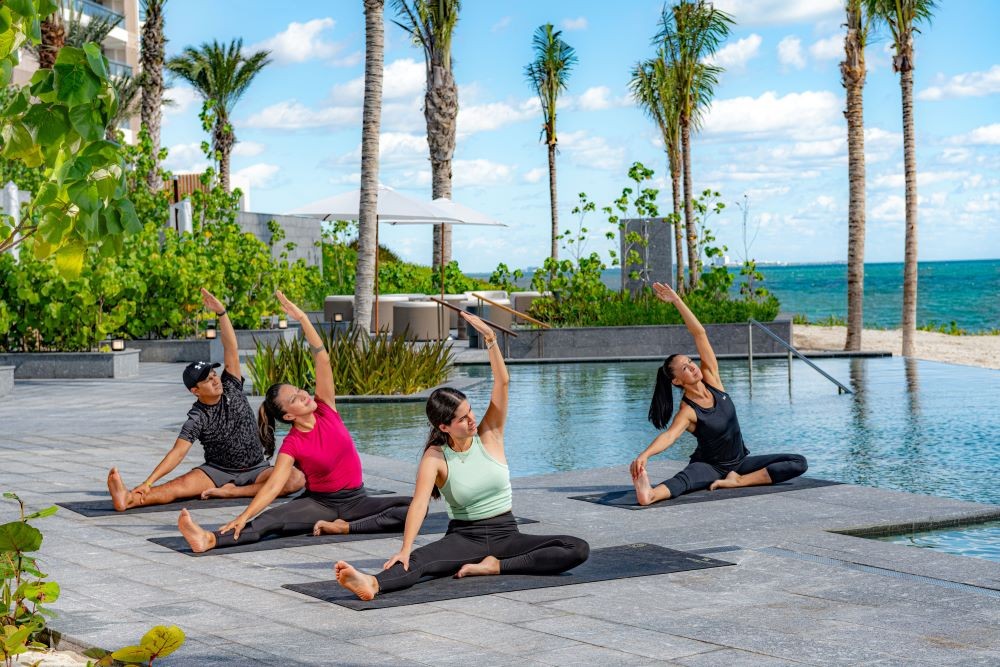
[568,476,841,510]
[148,514,538,556]
[283,543,733,610]
[57,488,396,518]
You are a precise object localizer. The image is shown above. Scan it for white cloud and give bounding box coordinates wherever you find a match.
[871,170,967,189]
[331,58,425,102]
[233,163,281,189]
[770,137,844,160]
[561,17,588,31]
[560,130,625,171]
[815,195,836,209]
[233,141,265,158]
[453,159,514,187]
[575,86,629,111]
[162,142,209,173]
[947,123,1000,146]
[777,36,806,70]
[523,168,546,183]
[457,99,537,135]
[331,52,362,68]
[712,0,841,25]
[243,100,359,129]
[164,85,200,115]
[251,18,348,65]
[918,65,1000,101]
[705,34,762,70]
[702,90,841,140]
[330,172,360,185]
[337,132,429,165]
[963,192,1000,214]
[809,34,843,61]
[491,16,512,32]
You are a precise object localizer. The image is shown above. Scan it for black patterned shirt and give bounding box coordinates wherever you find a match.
[178,371,266,470]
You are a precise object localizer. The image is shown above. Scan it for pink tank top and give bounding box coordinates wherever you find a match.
[278,400,363,492]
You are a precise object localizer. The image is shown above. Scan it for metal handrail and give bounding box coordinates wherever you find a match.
[748,318,852,394]
[468,292,551,329]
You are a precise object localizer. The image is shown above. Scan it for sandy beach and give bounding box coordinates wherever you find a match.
[794,324,1000,370]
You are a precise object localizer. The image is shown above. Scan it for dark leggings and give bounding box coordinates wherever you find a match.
[662,453,808,499]
[375,511,590,594]
[214,486,411,548]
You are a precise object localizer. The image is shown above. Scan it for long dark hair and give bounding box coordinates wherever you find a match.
[423,387,468,499]
[647,354,680,430]
[257,383,293,458]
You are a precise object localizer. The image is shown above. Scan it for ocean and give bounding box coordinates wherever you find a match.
[478,259,1000,333]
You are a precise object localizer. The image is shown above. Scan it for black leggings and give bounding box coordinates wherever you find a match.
[214,486,411,548]
[662,453,808,499]
[375,511,589,594]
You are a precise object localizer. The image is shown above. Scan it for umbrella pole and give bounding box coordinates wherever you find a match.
[374,216,380,334]
[439,224,446,341]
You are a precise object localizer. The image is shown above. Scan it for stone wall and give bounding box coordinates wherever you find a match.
[237,212,323,270]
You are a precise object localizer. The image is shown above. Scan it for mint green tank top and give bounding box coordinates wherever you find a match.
[439,435,512,521]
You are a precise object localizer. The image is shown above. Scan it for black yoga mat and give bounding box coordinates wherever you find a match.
[148,513,538,556]
[283,543,733,610]
[57,488,396,518]
[569,476,842,510]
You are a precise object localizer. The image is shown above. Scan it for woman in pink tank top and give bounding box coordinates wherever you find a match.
[176,291,411,553]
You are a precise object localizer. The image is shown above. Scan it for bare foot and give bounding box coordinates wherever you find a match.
[108,468,131,512]
[200,483,238,500]
[633,468,656,506]
[178,509,216,553]
[313,519,350,536]
[710,471,741,491]
[455,555,500,578]
[334,561,378,601]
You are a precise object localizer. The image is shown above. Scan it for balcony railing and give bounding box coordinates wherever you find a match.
[107,59,132,77]
[72,0,125,24]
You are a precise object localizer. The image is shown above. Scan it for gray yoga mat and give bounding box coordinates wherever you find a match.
[57,488,396,518]
[283,543,733,610]
[148,513,538,556]
[569,476,842,510]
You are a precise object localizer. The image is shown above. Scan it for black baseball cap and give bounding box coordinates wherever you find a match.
[183,361,221,389]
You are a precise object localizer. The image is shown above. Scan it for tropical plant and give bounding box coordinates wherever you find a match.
[864,0,936,357]
[106,72,142,140]
[165,39,271,191]
[0,1,140,273]
[392,0,460,267]
[247,326,453,396]
[525,23,577,260]
[843,0,871,351]
[140,0,167,191]
[85,626,185,666]
[656,0,732,289]
[603,161,660,293]
[36,1,64,70]
[630,53,685,292]
[354,0,385,335]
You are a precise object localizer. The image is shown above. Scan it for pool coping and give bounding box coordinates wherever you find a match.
[830,507,1000,538]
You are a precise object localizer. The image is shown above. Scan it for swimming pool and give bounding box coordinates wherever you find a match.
[341,356,1000,508]
[872,521,1000,562]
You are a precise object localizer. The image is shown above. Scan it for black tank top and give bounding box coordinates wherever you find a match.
[682,383,749,468]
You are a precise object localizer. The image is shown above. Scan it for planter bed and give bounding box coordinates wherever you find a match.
[505,320,793,360]
[0,351,139,379]
[0,366,13,395]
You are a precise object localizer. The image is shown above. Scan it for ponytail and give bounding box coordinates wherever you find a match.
[423,387,468,500]
[647,355,679,430]
[258,383,292,458]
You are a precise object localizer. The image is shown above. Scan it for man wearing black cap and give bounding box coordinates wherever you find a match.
[107,288,305,511]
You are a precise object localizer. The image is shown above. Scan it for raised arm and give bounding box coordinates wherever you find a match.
[218,453,295,540]
[652,282,721,387]
[276,290,335,408]
[462,311,509,440]
[629,406,695,479]
[382,448,443,571]
[202,288,240,378]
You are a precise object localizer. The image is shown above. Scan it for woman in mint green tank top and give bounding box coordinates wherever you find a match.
[335,311,589,601]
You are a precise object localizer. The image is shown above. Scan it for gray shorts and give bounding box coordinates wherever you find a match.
[196,461,270,487]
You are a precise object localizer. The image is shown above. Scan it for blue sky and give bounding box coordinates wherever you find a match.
[159,0,1000,272]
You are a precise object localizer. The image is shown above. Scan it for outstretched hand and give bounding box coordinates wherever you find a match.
[201,288,226,315]
[460,310,495,339]
[652,282,681,305]
[218,516,248,541]
[383,549,410,571]
[275,290,306,322]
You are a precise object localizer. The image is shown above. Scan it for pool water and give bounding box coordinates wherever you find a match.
[873,521,1000,562]
[341,356,1000,507]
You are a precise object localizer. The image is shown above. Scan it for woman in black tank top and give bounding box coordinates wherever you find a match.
[628,283,808,505]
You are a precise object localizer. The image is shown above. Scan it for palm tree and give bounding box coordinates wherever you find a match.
[166,40,271,191]
[525,24,577,260]
[140,0,168,192]
[865,0,936,357]
[37,9,66,70]
[354,0,385,335]
[630,54,686,293]
[106,73,142,141]
[36,0,122,69]
[657,1,732,290]
[842,0,871,351]
[392,0,461,268]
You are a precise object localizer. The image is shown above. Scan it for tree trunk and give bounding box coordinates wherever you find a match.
[140,0,165,193]
[38,14,65,70]
[426,62,457,267]
[548,141,558,260]
[900,67,918,357]
[214,119,233,192]
[681,120,698,289]
[669,151,684,293]
[354,0,385,335]
[843,10,866,352]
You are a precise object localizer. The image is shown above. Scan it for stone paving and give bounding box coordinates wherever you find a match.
[2,362,999,666]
